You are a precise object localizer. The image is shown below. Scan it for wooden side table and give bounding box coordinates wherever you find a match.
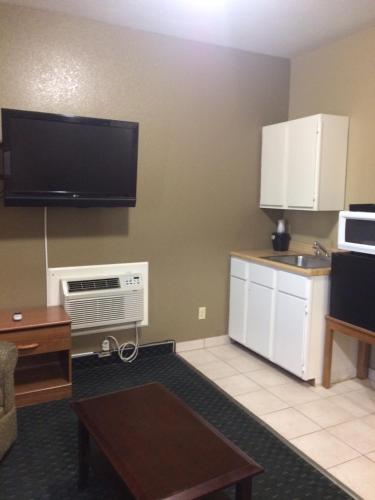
[0,306,72,407]
[322,315,375,388]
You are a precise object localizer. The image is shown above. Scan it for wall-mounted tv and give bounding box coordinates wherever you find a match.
[1,109,139,207]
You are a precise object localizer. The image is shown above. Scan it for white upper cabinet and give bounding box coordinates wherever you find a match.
[260,122,287,208]
[260,114,349,211]
[287,115,319,209]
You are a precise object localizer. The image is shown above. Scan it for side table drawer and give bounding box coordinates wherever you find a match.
[0,325,71,356]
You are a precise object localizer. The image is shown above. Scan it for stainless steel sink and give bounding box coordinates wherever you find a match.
[263,254,331,269]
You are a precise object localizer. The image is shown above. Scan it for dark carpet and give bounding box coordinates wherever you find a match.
[0,349,353,499]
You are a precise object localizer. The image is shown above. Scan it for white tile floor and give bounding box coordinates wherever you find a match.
[178,340,375,500]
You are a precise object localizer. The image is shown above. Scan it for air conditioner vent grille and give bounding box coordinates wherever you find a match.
[67,277,120,293]
[62,272,144,331]
[64,292,144,329]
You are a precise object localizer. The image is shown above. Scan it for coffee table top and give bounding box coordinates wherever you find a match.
[71,382,263,499]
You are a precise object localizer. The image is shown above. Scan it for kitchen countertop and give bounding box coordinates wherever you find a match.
[230,249,331,277]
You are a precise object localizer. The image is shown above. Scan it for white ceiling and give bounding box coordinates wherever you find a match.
[2,0,375,57]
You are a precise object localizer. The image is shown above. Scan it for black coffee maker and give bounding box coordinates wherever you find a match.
[271,219,290,251]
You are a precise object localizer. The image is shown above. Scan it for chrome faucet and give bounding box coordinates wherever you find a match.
[313,241,330,257]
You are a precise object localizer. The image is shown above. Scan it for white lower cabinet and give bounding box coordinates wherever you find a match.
[272,291,307,378]
[228,275,247,345]
[229,257,329,383]
[246,282,273,358]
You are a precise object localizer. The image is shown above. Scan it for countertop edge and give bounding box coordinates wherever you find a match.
[230,250,331,277]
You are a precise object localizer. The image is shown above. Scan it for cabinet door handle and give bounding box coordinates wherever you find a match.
[18,343,40,350]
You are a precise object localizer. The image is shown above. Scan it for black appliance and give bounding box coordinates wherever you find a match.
[349,203,375,212]
[271,232,290,251]
[1,108,139,207]
[330,251,375,331]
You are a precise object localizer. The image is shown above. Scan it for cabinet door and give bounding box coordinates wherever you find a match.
[246,282,273,358]
[286,115,320,209]
[272,291,307,377]
[228,276,247,345]
[260,122,287,207]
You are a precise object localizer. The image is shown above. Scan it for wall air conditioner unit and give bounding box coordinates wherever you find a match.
[61,273,144,332]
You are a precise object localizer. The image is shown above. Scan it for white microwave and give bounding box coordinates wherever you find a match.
[338,210,375,254]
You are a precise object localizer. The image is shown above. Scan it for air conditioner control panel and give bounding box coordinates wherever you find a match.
[121,274,143,289]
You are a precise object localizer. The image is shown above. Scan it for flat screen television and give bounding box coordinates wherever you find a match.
[1,108,139,207]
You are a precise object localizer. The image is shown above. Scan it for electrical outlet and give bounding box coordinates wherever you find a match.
[98,338,111,357]
[102,339,110,351]
[198,307,206,320]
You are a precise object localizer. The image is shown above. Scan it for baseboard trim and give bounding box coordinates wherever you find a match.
[176,335,230,353]
[72,339,174,369]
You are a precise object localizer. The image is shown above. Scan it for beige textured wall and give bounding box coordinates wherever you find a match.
[288,26,375,247]
[289,26,375,369]
[0,5,289,353]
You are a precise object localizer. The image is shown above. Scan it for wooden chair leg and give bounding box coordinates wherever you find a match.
[322,321,334,389]
[357,342,370,379]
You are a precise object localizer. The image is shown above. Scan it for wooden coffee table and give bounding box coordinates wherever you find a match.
[70,383,263,499]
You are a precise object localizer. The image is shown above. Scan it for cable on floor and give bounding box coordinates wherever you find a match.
[106,324,140,363]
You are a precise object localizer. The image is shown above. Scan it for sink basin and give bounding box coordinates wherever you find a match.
[263,254,331,269]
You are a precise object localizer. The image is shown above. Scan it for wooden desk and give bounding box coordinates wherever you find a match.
[71,383,264,499]
[322,315,375,389]
[0,306,72,407]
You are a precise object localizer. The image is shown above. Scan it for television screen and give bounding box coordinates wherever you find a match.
[1,109,139,207]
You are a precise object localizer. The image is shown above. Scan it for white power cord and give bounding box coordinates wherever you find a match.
[105,324,140,363]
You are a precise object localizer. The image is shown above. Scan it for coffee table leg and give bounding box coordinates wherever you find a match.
[235,477,252,499]
[78,420,90,490]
